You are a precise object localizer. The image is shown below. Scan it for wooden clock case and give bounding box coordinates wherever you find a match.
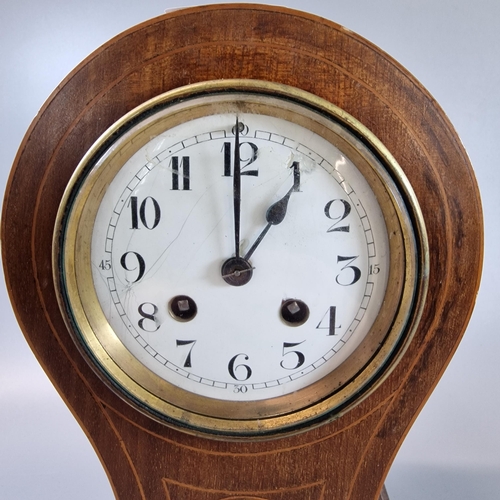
[2,4,482,499]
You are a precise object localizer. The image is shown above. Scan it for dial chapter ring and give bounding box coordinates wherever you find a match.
[55,81,426,437]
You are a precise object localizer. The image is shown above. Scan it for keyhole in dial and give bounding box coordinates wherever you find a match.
[169,295,197,322]
[280,299,309,326]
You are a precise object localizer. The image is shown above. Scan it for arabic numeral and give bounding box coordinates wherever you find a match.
[291,161,301,191]
[222,141,259,177]
[336,255,361,286]
[138,302,160,332]
[324,199,351,233]
[120,251,146,283]
[280,342,305,370]
[171,156,191,190]
[316,306,341,336]
[129,196,161,229]
[228,353,252,381]
[98,259,111,271]
[233,385,248,394]
[176,340,197,368]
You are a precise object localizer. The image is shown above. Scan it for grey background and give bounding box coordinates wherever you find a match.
[1,1,498,499]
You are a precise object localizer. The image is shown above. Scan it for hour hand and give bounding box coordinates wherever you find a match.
[220,187,292,287]
[244,161,300,261]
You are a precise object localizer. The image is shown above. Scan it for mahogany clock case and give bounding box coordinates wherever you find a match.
[1,3,483,500]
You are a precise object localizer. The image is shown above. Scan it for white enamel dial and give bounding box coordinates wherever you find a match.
[57,81,419,435]
[91,104,388,401]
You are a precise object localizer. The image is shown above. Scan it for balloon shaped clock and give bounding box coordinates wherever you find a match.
[2,5,482,500]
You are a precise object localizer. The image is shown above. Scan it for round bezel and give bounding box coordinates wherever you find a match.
[53,80,428,438]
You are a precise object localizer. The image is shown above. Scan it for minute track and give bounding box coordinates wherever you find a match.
[98,115,383,399]
[57,82,417,431]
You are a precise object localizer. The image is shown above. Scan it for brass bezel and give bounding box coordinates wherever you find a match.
[53,80,428,438]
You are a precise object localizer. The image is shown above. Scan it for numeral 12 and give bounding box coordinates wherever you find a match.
[222,142,259,177]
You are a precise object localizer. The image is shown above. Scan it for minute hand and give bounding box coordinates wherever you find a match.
[233,118,242,258]
[244,185,295,261]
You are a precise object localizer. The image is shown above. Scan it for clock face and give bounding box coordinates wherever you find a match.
[55,80,422,437]
[92,102,389,400]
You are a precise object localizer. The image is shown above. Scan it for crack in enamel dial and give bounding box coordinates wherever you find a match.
[55,80,424,437]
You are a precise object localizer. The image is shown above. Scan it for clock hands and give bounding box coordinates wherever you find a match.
[244,161,300,261]
[221,159,300,286]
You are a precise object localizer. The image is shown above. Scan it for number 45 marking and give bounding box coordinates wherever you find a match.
[316,306,340,336]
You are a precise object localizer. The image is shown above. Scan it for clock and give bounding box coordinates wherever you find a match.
[54,79,425,437]
[2,4,482,499]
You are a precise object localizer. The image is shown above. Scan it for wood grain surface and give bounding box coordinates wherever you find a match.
[1,4,482,499]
